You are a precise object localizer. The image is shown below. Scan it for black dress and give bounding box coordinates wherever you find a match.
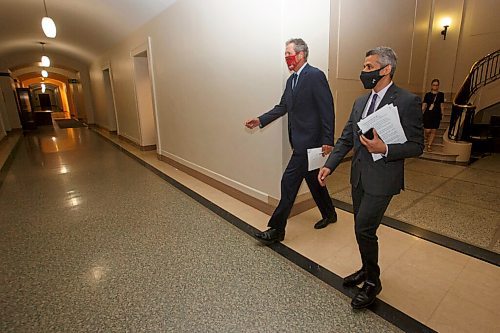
[423,91,444,129]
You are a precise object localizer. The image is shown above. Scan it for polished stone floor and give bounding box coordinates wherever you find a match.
[2,125,500,332]
[326,153,500,253]
[0,127,402,332]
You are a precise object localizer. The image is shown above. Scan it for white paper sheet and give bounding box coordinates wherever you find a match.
[307,147,328,171]
[357,104,407,161]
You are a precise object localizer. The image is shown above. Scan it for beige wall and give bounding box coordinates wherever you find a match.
[90,0,330,200]
[132,53,156,146]
[452,0,500,93]
[0,76,21,129]
[0,83,8,138]
[425,0,465,94]
[328,0,433,136]
[89,0,499,205]
[329,0,499,136]
[421,0,500,96]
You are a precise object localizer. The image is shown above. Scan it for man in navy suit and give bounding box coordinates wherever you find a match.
[318,46,424,309]
[245,38,337,244]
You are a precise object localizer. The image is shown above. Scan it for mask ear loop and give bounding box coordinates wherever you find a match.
[378,64,389,76]
[380,64,394,78]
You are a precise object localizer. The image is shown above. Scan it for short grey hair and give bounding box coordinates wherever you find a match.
[286,38,309,60]
[366,46,397,77]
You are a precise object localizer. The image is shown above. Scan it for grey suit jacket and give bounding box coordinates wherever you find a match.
[324,83,424,196]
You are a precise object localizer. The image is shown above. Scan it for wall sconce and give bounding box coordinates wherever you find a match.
[440,17,451,40]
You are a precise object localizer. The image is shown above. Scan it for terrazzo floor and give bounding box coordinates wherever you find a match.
[87,127,500,333]
[326,154,500,253]
[0,127,402,332]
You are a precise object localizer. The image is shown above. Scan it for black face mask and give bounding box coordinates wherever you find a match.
[359,65,388,89]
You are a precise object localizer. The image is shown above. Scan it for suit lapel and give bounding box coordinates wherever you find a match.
[376,83,398,110]
[292,63,309,98]
[285,75,294,110]
[355,93,371,122]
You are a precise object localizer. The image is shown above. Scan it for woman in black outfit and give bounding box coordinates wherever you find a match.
[422,79,445,151]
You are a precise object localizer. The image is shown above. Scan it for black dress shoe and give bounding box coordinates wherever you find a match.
[313,214,337,229]
[343,269,367,287]
[351,281,382,309]
[255,228,285,244]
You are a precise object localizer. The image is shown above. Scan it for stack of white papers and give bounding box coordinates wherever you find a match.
[307,147,328,171]
[357,104,407,161]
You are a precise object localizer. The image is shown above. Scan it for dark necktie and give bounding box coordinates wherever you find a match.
[291,73,298,90]
[366,94,378,116]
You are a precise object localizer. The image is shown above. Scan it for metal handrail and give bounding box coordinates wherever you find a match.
[449,49,500,141]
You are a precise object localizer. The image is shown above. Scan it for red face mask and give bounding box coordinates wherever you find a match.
[285,54,299,71]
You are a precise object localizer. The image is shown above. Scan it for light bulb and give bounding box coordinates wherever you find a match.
[41,55,50,67]
[42,17,57,38]
[41,83,46,93]
[41,70,48,78]
[441,17,452,27]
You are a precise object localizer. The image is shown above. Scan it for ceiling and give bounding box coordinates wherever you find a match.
[0,0,177,69]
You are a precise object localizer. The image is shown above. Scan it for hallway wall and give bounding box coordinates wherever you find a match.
[0,76,10,137]
[0,76,21,129]
[328,0,433,137]
[90,0,330,201]
[453,0,500,92]
[89,0,500,205]
[0,90,7,139]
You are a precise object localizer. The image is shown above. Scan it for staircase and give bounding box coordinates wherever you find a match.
[421,101,459,162]
[427,49,500,164]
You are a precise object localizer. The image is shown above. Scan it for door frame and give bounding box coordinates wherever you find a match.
[130,37,161,153]
[101,63,120,133]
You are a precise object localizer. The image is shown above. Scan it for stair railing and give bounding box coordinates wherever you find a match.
[449,49,500,141]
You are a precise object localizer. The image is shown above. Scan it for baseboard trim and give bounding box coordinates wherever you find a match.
[158,153,277,215]
[99,134,435,333]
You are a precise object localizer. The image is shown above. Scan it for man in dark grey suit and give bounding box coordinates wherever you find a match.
[245,38,337,244]
[318,47,424,309]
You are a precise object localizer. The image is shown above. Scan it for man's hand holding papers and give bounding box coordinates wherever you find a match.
[357,104,407,161]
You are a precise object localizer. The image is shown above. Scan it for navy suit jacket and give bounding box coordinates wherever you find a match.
[258,64,335,153]
[325,84,424,196]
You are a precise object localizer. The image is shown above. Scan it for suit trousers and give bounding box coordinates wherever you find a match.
[351,179,393,283]
[268,151,335,231]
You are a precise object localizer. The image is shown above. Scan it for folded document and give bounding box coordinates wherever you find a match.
[357,104,407,161]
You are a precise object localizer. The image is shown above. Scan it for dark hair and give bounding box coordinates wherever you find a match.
[431,79,440,85]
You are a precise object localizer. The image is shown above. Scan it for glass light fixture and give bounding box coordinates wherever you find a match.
[41,55,50,67]
[41,0,57,38]
[41,83,46,93]
[40,42,51,67]
[41,70,48,78]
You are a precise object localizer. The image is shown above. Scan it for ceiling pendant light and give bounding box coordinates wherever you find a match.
[41,70,48,78]
[41,0,57,38]
[40,42,51,67]
[41,83,46,93]
[41,55,51,67]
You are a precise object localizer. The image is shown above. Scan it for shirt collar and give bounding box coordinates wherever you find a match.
[294,62,308,77]
[371,81,393,101]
